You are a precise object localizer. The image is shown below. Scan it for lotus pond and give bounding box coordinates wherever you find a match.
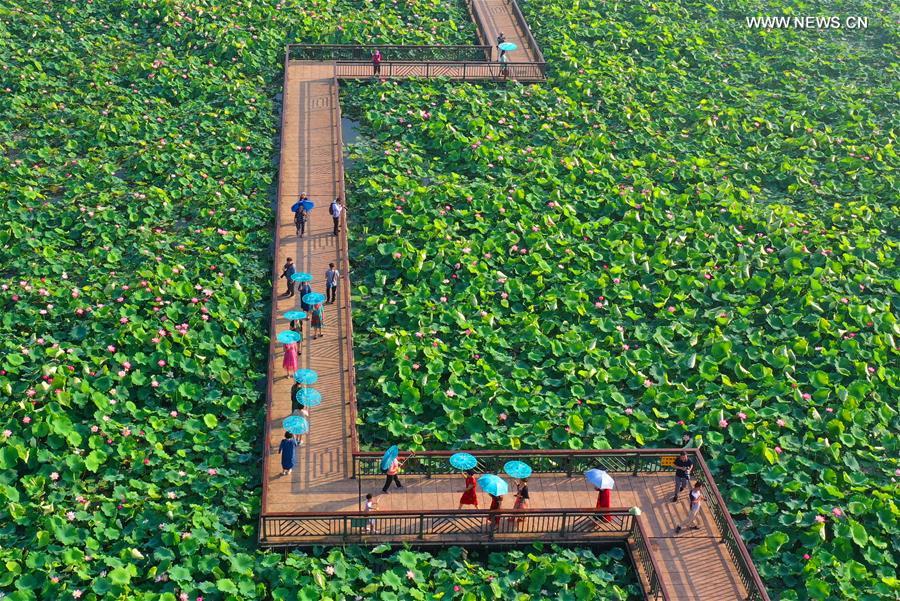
[0,0,897,599]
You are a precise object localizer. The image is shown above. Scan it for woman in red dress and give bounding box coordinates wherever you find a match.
[595,486,612,522]
[458,470,478,509]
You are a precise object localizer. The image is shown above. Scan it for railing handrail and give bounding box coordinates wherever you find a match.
[505,0,545,63]
[332,80,359,459]
[260,44,293,521]
[288,43,492,50]
[694,449,771,601]
[632,516,672,601]
[354,447,686,458]
[262,507,632,518]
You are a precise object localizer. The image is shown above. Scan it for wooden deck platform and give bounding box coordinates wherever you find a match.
[261,1,770,600]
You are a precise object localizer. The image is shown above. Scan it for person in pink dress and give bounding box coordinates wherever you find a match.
[282,341,299,377]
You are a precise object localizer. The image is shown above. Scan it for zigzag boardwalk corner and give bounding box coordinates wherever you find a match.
[261,2,770,600]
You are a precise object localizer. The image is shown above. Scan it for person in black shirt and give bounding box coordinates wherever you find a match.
[294,207,307,237]
[280,258,296,297]
[671,451,694,502]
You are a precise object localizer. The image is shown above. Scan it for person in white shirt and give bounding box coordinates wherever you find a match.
[364,493,378,532]
[676,481,705,533]
[329,197,344,236]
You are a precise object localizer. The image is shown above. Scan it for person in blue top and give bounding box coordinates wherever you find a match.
[279,431,299,475]
[299,280,313,316]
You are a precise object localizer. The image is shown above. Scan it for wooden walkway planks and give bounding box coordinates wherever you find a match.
[261,4,768,600]
[265,63,355,514]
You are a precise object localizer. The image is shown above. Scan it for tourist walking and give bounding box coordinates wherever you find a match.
[499,53,510,79]
[595,481,613,522]
[299,281,313,316]
[279,431,299,475]
[329,197,344,236]
[282,341,299,377]
[310,302,324,338]
[372,49,382,75]
[508,478,529,525]
[325,262,339,304]
[294,207,307,237]
[676,481,705,533]
[381,456,404,493]
[458,469,479,509]
[364,493,378,532]
[497,32,506,58]
[671,450,694,502]
[488,493,503,530]
[280,258,296,297]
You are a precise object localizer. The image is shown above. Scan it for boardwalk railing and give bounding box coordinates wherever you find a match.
[353,448,685,478]
[288,44,492,62]
[504,0,546,63]
[332,61,546,81]
[695,452,771,601]
[261,507,634,544]
[353,448,770,601]
[629,516,670,601]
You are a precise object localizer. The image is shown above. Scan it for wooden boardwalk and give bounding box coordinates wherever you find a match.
[261,2,769,600]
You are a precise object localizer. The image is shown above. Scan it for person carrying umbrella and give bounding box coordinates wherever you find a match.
[282,339,299,378]
[372,49,382,76]
[586,468,615,523]
[509,478,529,526]
[279,431,299,476]
[499,52,510,79]
[281,258,296,297]
[294,206,308,237]
[458,469,479,509]
[496,32,506,58]
[381,454,408,494]
[299,281,313,316]
[489,493,503,530]
[311,302,324,339]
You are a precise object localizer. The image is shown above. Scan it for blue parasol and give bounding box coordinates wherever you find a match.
[585,469,615,490]
[277,330,301,344]
[449,452,478,470]
[291,201,302,213]
[498,42,518,51]
[503,460,532,479]
[293,368,318,385]
[283,415,309,435]
[284,310,307,321]
[302,200,315,211]
[380,445,399,471]
[477,474,509,496]
[295,388,322,407]
[291,272,313,283]
[302,292,326,305]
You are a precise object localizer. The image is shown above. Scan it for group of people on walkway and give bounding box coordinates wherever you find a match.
[364,451,706,534]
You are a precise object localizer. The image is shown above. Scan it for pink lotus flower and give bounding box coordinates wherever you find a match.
[643,379,654,388]
[454,586,461,592]
[151,380,160,388]
[158,360,166,367]
[66,511,76,521]
[412,363,420,370]
[612,278,620,284]
[802,393,811,400]
[170,411,178,417]
[499,413,507,421]
[445,389,456,397]
[624,408,633,415]
[22,416,31,424]
[667,306,675,312]
[71,289,80,298]
[737,412,747,421]
[50,472,59,481]
[815,515,826,523]
[803,554,810,561]
[325,566,335,576]
[406,570,415,580]
[719,419,729,428]
[393,252,402,259]
[207,468,218,476]
[831,507,843,517]
[776,419,786,427]
[2,429,11,437]
[774,446,783,454]
[439,296,447,303]
[107,345,116,353]
[73,590,83,598]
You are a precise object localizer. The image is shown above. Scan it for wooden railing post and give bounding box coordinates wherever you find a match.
[560,512,568,537]
[418,514,425,540]
[632,453,640,476]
